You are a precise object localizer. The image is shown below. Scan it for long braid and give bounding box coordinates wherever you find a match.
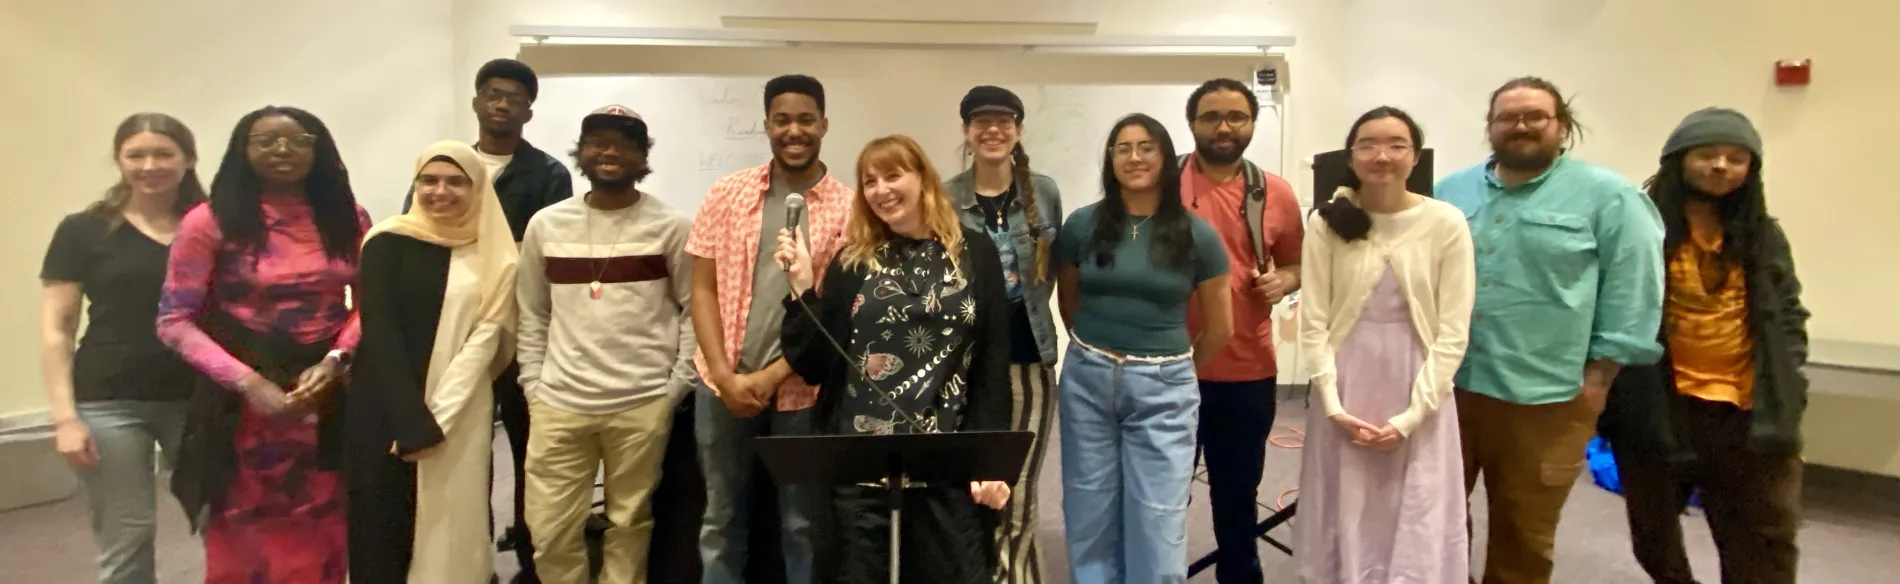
[1011,143,1050,285]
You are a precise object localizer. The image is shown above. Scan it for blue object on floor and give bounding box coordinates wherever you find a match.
[1586,436,1703,509]
[1587,436,1622,494]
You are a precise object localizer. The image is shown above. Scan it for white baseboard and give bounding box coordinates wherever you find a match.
[0,409,52,433]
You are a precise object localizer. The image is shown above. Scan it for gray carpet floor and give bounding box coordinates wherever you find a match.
[5,394,1898,583]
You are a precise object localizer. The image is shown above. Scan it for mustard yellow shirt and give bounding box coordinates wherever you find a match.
[1664,230,1755,408]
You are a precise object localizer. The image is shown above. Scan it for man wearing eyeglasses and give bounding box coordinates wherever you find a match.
[402,57,575,584]
[1178,77,1304,584]
[1436,76,1665,584]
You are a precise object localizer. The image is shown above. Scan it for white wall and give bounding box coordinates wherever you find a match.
[5,0,1898,475]
[0,0,457,416]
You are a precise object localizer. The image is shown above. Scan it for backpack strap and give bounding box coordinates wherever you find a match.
[1240,159,1270,271]
[1181,153,1273,272]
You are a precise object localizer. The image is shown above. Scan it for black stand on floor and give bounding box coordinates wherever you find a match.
[1185,444,1299,578]
[756,430,1035,584]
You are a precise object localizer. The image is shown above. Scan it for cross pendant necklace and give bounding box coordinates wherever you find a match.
[1130,215,1155,240]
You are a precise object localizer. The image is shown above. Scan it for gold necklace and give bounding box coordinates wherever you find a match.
[584,194,634,300]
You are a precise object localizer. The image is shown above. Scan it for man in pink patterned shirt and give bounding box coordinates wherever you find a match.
[686,74,853,584]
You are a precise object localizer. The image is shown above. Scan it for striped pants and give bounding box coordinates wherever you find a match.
[994,362,1057,584]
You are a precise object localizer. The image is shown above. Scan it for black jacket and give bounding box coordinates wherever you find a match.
[1599,219,1811,460]
[779,229,1013,436]
[403,140,573,241]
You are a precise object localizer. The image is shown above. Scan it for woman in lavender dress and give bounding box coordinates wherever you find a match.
[1292,107,1476,583]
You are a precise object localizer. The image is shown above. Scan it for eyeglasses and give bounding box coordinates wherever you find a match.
[478,88,529,108]
[1195,111,1253,128]
[1110,141,1161,159]
[1491,111,1555,130]
[248,133,318,152]
[1351,143,1414,158]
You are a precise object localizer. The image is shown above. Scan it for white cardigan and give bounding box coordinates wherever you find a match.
[1298,196,1476,436]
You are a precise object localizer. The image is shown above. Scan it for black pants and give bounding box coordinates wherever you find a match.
[494,363,537,581]
[833,485,993,584]
[1614,398,1802,584]
[1196,378,1278,584]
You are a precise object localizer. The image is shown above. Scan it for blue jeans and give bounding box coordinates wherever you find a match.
[74,400,188,584]
[694,384,821,584]
[1058,341,1201,584]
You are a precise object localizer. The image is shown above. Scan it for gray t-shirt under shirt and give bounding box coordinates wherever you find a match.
[738,172,818,372]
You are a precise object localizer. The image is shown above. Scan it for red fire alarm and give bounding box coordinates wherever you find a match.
[1775,59,1811,86]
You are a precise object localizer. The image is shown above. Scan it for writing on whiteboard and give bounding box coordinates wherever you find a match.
[726,117,767,140]
[700,151,754,173]
[698,85,744,106]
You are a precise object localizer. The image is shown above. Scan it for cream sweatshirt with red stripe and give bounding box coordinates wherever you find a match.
[516,194,697,415]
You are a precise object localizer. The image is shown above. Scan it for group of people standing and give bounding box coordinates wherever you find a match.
[36,53,1806,584]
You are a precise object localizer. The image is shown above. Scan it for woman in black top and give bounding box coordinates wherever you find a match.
[778,135,1014,584]
[39,112,207,584]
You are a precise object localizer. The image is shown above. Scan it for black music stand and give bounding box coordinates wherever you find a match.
[756,430,1035,584]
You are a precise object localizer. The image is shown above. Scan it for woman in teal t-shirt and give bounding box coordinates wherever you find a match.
[1053,113,1234,584]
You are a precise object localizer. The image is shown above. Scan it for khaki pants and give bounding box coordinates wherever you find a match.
[1458,389,1598,584]
[525,395,675,584]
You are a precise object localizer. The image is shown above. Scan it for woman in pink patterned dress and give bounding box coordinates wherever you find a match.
[159,106,370,584]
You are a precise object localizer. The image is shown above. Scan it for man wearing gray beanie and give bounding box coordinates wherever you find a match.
[1598,107,1810,584]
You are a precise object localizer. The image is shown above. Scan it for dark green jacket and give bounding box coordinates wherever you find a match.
[1599,219,1811,460]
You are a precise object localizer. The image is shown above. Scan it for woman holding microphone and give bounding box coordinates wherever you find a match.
[778,135,1014,584]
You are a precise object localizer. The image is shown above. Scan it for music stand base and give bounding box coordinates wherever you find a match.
[1186,501,1297,577]
[888,461,902,584]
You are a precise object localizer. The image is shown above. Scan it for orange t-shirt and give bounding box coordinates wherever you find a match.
[1664,231,1756,408]
[1183,157,1305,382]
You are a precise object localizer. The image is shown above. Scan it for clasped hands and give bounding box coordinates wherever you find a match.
[237,357,347,420]
[1329,414,1402,452]
[713,369,779,419]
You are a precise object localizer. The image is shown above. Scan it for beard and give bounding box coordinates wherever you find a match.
[1195,133,1250,165]
[583,164,649,190]
[1491,133,1559,172]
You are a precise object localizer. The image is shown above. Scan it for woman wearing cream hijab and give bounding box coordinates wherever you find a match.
[346,141,519,583]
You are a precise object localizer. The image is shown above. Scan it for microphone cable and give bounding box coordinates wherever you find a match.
[784,271,934,435]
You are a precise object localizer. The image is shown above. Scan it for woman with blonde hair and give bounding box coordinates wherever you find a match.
[345,140,519,583]
[777,135,1014,583]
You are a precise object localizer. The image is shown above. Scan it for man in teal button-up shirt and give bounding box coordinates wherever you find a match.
[1437,76,1665,584]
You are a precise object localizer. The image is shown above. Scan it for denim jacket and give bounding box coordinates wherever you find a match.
[943,169,1063,365]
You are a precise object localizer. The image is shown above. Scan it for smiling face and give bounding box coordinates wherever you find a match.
[414,159,475,224]
[1347,116,1419,188]
[768,92,827,173]
[576,128,649,190]
[964,113,1020,163]
[1110,124,1163,193]
[860,163,926,237]
[117,131,189,198]
[1681,144,1753,197]
[245,114,316,187]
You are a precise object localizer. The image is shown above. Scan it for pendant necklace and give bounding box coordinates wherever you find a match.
[585,195,633,300]
[1130,214,1155,239]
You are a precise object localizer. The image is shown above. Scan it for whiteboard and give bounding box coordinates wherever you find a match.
[523,75,1285,220]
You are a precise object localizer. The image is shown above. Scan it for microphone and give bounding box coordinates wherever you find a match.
[784,192,807,231]
[779,193,807,272]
